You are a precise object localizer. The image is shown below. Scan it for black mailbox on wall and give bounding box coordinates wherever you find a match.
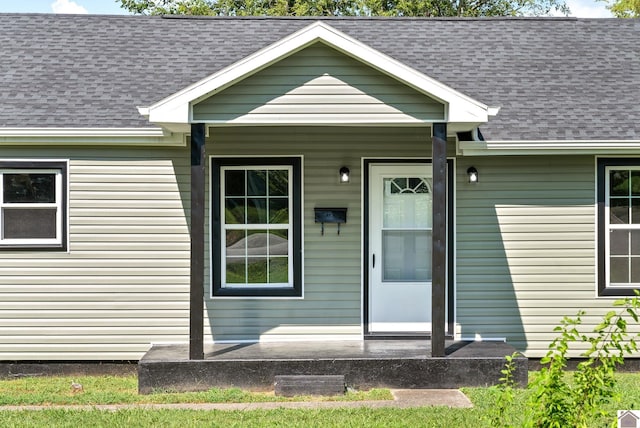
[314,208,347,235]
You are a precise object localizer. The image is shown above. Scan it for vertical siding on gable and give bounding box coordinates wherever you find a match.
[0,146,190,360]
[193,43,444,124]
[456,155,619,357]
[205,126,439,341]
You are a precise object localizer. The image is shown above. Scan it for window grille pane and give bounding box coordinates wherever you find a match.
[3,208,56,239]
[225,170,245,196]
[610,170,629,196]
[632,171,640,196]
[226,258,246,283]
[269,258,288,283]
[246,230,268,256]
[610,257,629,283]
[632,257,640,283]
[3,174,56,203]
[632,231,640,256]
[247,257,267,283]
[269,170,288,196]
[610,198,629,224]
[225,198,245,224]
[269,198,288,224]
[408,177,430,193]
[610,230,629,256]
[269,230,288,256]
[247,170,267,196]
[390,178,407,193]
[247,198,267,224]
[226,230,246,255]
[632,199,640,224]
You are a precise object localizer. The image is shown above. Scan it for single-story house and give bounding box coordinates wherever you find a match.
[0,14,639,364]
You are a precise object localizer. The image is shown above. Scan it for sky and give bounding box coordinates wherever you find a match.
[0,0,614,17]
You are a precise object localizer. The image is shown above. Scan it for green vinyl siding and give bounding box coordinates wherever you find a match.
[455,155,630,357]
[0,132,622,359]
[205,126,439,341]
[0,146,190,360]
[193,43,445,124]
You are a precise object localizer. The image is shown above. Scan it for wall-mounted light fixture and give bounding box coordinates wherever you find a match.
[467,166,479,183]
[339,166,350,183]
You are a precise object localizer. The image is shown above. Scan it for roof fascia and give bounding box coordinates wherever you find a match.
[458,140,640,156]
[145,21,490,126]
[0,128,185,147]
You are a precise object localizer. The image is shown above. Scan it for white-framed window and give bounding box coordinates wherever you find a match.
[211,157,302,297]
[598,158,640,296]
[0,161,67,250]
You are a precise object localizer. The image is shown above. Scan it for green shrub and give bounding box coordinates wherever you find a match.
[491,292,640,428]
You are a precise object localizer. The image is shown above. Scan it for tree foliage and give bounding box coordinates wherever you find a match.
[118,0,569,16]
[603,0,640,17]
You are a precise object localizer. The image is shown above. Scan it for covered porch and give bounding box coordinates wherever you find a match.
[138,340,526,393]
[136,21,510,392]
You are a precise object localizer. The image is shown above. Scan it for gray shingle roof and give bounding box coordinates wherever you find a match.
[0,14,638,141]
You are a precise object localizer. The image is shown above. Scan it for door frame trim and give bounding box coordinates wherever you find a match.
[362,158,455,337]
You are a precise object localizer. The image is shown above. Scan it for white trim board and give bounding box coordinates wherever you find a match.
[459,140,640,156]
[0,128,185,147]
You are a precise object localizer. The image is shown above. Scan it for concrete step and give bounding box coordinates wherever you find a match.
[274,375,346,396]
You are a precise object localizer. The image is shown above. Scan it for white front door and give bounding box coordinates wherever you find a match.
[369,163,433,333]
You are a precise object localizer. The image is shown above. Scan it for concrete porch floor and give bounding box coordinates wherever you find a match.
[138,340,527,394]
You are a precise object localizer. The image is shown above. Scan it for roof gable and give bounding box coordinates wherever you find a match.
[191,43,446,125]
[142,21,491,130]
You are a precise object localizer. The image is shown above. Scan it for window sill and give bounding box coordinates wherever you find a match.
[213,286,302,298]
[598,287,640,297]
[0,242,66,251]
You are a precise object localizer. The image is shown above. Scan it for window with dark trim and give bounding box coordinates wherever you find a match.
[211,157,302,297]
[0,161,67,250]
[597,158,640,296]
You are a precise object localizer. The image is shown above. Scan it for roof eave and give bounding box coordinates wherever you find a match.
[458,140,640,156]
[0,127,185,147]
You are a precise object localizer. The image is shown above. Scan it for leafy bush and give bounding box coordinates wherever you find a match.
[491,292,640,428]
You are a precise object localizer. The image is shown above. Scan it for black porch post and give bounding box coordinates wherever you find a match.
[431,123,447,357]
[190,123,206,360]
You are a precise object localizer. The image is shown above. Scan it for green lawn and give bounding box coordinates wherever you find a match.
[1,373,640,427]
[0,375,390,405]
[0,407,480,428]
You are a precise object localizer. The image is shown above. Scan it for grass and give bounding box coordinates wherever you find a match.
[0,407,482,428]
[2,373,640,427]
[0,375,391,406]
